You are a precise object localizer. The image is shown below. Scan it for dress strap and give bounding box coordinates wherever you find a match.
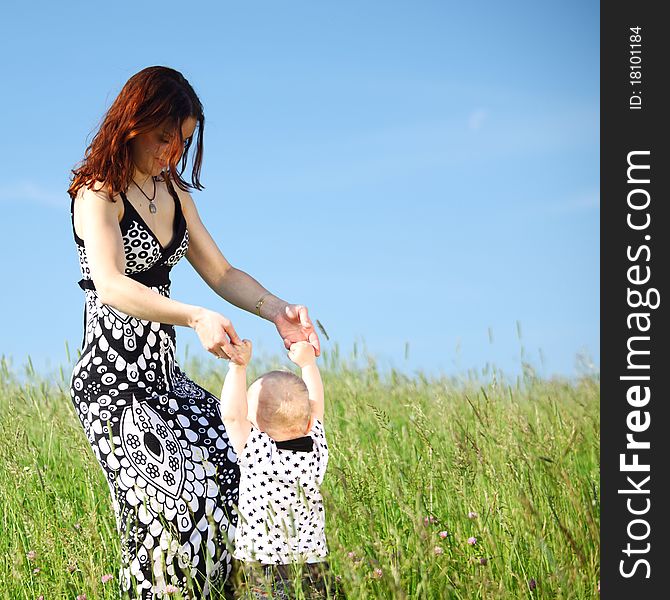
[70,193,86,246]
[163,176,186,225]
[163,176,182,207]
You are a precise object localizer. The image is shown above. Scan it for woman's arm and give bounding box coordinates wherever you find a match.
[78,186,243,360]
[177,188,283,317]
[177,187,321,354]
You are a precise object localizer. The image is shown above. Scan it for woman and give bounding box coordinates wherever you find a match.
[67,66,320,599]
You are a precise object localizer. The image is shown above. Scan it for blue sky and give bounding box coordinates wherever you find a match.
[0,1,599,379]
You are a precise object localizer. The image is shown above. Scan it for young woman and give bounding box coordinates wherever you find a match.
[67,65,320,599]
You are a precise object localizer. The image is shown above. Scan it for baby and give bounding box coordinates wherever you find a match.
[220,339,335,599]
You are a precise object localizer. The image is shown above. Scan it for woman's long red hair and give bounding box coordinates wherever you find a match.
[68,66,205,201]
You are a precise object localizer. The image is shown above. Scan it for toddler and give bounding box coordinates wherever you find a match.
[221,340,336,599]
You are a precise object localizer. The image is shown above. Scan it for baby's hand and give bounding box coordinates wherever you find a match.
[288,341,316,368]
[230,339,252,367]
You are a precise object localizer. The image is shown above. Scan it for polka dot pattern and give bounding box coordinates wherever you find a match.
[165,229,190,267]
[122,221,162,273]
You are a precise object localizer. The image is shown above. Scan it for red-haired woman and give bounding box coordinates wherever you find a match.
[68,66,320,599]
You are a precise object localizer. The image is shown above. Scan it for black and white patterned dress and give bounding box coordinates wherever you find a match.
[69,182,239,599]
[234,420,329,565]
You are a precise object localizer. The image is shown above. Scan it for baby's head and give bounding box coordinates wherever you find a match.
[247,370,312,441]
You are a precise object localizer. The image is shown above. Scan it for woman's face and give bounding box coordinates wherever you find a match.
[130,116,197,178]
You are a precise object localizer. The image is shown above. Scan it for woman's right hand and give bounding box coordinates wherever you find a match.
[189,307,244,361]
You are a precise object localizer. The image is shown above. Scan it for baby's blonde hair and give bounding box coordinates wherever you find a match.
[253,370,311,437]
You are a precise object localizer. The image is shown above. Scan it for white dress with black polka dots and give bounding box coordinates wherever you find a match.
[234,420,329,565]
[69,181,239,599]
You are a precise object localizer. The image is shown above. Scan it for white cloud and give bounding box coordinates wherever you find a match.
[216,103,596,197]
[0,181,66,208]
[468,109,489,131]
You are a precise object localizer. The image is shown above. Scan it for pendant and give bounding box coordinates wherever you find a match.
[149,201,157,214]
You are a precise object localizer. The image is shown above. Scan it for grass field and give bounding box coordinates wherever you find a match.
[0,347,600,599]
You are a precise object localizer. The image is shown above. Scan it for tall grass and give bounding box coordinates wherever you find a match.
[0,349,599,599]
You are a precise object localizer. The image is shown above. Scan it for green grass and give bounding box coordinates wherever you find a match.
[0,349,599,599]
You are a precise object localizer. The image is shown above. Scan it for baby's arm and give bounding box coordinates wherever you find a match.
[288,341,324,423]
[220,339,253,456]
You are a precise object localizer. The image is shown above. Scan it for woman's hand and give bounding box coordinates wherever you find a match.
[274,304,321,356]
[189,307,244,361]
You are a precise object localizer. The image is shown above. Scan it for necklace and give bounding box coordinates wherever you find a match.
[132,176,158,214]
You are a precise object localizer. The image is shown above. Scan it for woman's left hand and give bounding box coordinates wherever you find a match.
[274,304,321,357]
